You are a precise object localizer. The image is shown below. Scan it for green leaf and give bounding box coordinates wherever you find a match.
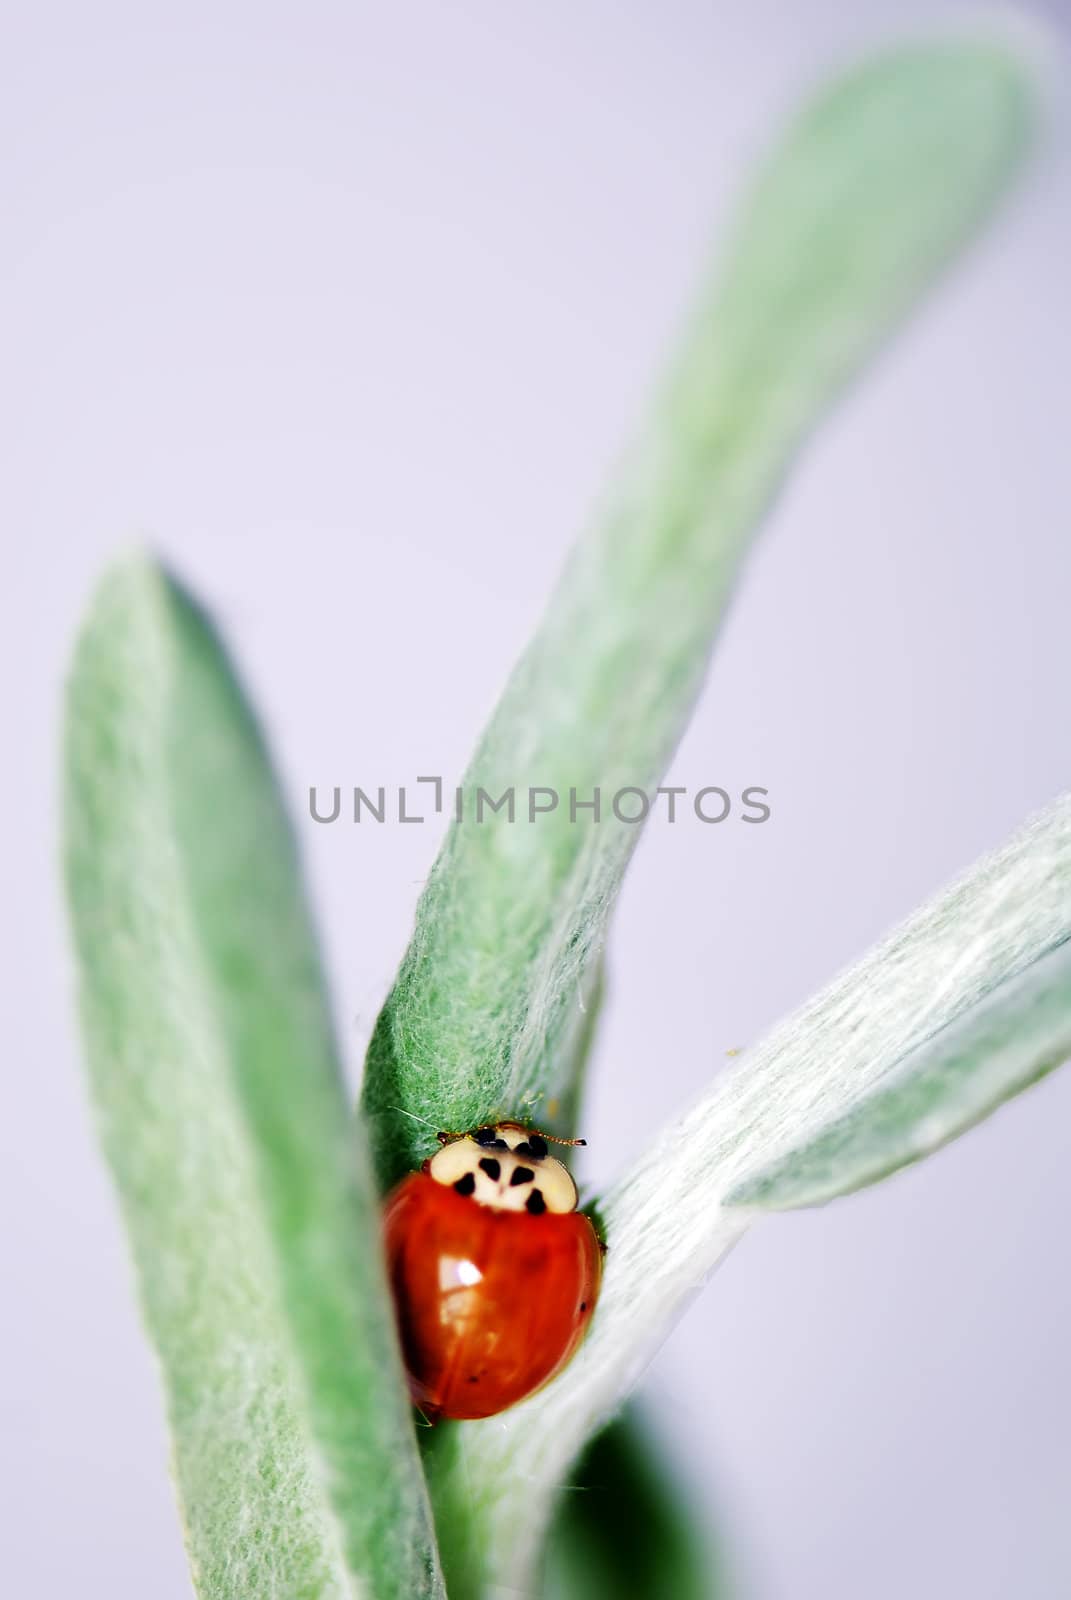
[727,932,1071,1209]
[64,560,443,1600]
[445,793,1071,1594]
[363,38,1037,1188]
[542,1406,727,1600]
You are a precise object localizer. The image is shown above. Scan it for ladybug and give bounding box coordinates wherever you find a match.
[382,1121,603,1421]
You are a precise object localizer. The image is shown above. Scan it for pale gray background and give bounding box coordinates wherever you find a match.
[2,2,1070,1596]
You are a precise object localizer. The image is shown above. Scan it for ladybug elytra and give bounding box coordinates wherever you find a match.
[383,1121,602,1421]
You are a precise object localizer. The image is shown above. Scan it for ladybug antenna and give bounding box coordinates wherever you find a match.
[491,1117,588,1148]
[415,1113,590,1147]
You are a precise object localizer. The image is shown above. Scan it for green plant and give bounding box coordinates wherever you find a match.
[64,38,1068,1600]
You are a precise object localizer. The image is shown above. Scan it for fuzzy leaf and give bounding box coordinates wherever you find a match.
[727,931,1071,1209]
[440,791,1071,1593]
[363,39,1037,1188]
[64,561,443,1600]
[542,1407,724,1600]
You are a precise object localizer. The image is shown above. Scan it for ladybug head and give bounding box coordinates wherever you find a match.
[428,1122,580,1215]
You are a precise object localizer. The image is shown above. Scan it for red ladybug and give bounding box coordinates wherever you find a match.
[382,1121,602,1421]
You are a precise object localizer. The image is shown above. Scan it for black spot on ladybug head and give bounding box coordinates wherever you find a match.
[527,1134,549,1160]
[526,1189,546,1215]
[474,1126,508,1149]
[428,1133,578,1213]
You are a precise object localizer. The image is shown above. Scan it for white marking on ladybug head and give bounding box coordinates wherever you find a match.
[429,1124,579,1215]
